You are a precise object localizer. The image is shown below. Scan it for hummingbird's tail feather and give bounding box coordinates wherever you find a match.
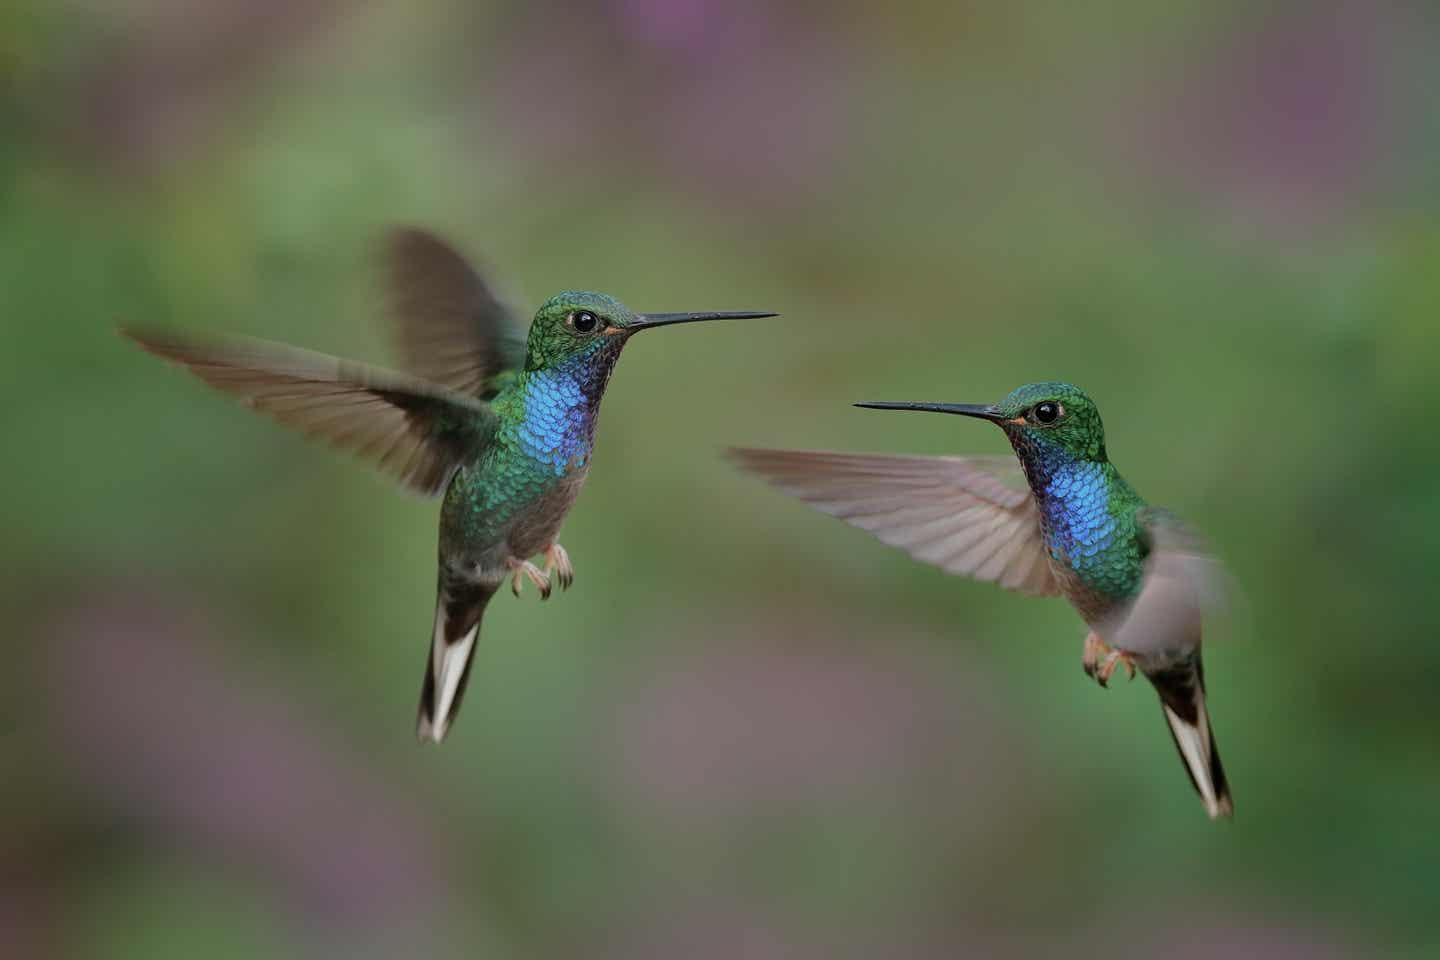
[1147,655,1232,819]
[417,580,496,744]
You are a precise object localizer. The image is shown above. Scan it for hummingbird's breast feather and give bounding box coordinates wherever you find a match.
[1032,460,1145,624]
[438,449,590,571]
[506,466,588,557]
[438,366,600,571]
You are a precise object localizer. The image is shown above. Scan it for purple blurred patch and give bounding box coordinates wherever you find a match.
[481,0,855,206]
[601,618,1036,822]
[50,0,358,174]
[601,891,997,960]
[0,880,57,960]
[1120,0,1416,237]
[618,0,717,52]
[605,893,828,960]
[40,586,457,945]
[1122,914,1360,960]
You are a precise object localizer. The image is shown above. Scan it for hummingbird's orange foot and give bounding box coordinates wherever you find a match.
[508,557,551,600]
[1096,649,1137,687]
[1082,631,1109,684]
[543,543,574,591]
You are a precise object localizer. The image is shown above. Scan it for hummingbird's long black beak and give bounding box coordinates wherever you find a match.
[627,310,777,331]
[853,401,1005,421]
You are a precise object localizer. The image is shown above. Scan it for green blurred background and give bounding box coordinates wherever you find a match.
[2,1,1431,957]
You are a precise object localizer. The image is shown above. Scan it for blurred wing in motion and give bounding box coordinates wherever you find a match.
[123,329,498,497]
[1109,506,1233,819]
[1104,507,1229,662]
[382,227,528,399]
[730,448,1059,596]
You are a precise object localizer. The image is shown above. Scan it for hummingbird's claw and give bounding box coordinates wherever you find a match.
[544,543,574,592]
[1082,631,1109,686]
[1096,649,1137,686]
[1082,632,1137,688]
[508,558,552,600]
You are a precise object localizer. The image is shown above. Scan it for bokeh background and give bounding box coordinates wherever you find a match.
[2,1,1432,957]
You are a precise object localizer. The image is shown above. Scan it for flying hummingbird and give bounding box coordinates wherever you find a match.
[124,227,775,743]
[732,382,1233,819]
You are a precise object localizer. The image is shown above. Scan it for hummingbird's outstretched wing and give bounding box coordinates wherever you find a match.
[123,329,497,497]
[730,448,1059,596]
[381,227,528,399]
[1106,507,1233,819]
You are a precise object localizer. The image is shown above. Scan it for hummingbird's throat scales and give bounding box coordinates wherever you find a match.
[1010,435,1141,606]
[510,351,618,476]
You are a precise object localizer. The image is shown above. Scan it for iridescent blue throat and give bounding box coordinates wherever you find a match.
[509,349,619,476]
[1010,434,1130,594]
[1035,460,1118,564]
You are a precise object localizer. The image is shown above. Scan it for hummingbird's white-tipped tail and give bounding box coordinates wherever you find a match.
[1160,696,1232,819]
[1149,656,1233,819]
[417,584,493,744]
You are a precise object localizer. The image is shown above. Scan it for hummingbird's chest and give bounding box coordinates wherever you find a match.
[438,366,603,558]
[508,366,602,472]
[1030,461,1144,622]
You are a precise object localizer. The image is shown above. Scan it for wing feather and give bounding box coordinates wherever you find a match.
[1102,507,1228,660]
[382,227,528,399]
[730,448,1059,596]
[124,329,497,497]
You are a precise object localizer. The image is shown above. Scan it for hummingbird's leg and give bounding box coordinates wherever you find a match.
[1081,631,1110,684]
[543,543,574,591]
[1096,648,1137,686]
[1082,632,1137,688]
[507,557,552,600]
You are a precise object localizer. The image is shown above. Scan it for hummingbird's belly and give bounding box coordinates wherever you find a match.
[506,468,588,558]
[439,459,588,575]
[1051,560,1130,627]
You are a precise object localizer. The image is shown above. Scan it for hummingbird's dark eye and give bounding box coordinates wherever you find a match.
[571,311,599,333]
[1032,401,1062,424]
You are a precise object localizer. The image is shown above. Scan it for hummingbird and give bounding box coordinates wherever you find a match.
[732,382,1233,819]
[124,227,775,743]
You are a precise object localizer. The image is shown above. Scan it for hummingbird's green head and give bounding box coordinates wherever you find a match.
[525,291,633,370]
[854,381,1108,464]
[989,381,1107,462]
[525,291,777,371]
